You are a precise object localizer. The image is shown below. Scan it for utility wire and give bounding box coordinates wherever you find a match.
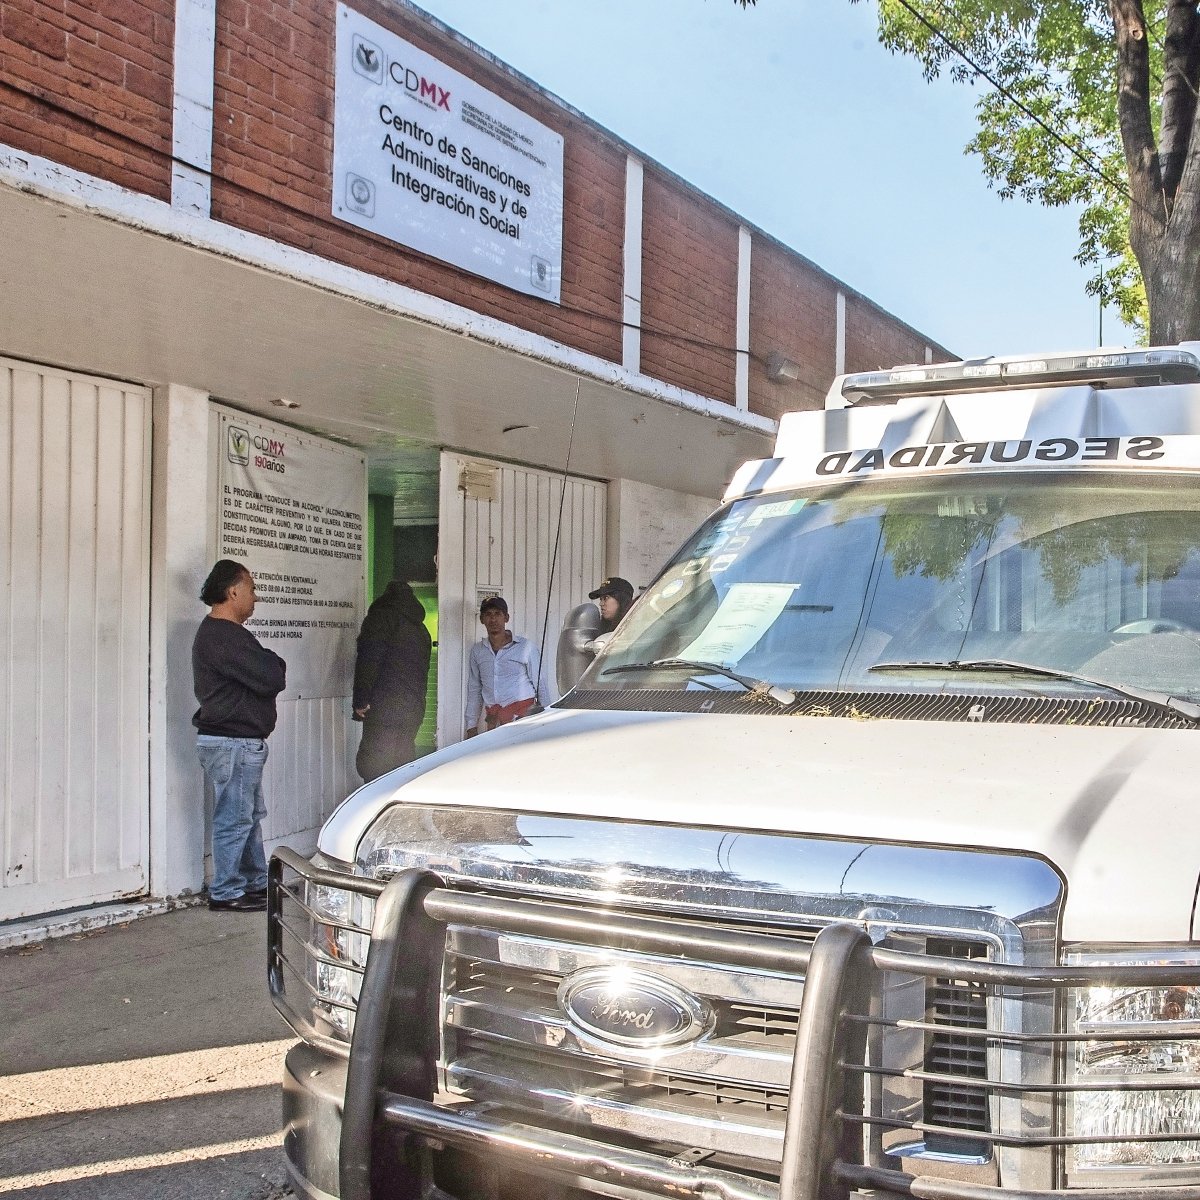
[892,0,1138,208]
[0,77,795,367]
[537,379,582,700]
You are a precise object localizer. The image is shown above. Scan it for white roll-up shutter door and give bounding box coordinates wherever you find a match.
[438,453,606,747]
[1,359,151,920]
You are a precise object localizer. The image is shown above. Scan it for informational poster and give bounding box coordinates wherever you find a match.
[215,409,366,700]
[677,583,795,665]
[332,3,564,303]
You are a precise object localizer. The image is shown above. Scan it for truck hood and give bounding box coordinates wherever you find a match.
[320,707,1199,943]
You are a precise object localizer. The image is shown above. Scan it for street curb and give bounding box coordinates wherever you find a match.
[0,894,205,952]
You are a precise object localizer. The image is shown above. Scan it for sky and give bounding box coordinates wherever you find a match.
[411,0,1135,360]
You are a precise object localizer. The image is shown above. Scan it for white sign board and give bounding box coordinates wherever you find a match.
[215,409,366,700]
[332,3,564,303]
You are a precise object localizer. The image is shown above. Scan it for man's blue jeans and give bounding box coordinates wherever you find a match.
[197,734,270,902]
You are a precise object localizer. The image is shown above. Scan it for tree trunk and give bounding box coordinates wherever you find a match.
[1111,0,1200,343]
[1147,260,1200,344]
[1145,203,1200,343]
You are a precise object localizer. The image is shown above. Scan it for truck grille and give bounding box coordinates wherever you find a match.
[440,911,991,1165]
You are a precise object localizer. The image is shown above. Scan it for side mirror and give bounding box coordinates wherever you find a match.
[556,602,602,694]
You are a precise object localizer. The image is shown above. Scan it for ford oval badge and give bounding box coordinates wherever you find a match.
[558,968,709,1048]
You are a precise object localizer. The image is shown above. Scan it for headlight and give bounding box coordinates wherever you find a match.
[1066,948,1200,1175]
[304,877,375,1041]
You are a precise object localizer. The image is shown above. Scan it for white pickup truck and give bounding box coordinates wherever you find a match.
[270,345,1200,1200]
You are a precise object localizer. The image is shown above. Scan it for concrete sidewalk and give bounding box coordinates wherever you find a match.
[0,906,295,1199]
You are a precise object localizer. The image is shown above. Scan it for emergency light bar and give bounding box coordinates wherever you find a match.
[839,347,1200,405]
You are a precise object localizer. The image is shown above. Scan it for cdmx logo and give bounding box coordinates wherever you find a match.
[348,27,450,109]
[227,425,250,465]
[351,34,384,84]
[388,60,451,110]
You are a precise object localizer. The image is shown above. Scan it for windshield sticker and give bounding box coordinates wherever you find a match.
[815,436,1167,478]
[743,497,807,526]
[682,557,709,576]
[675,582,795,665]
[690,531,729,557]
[709,553,738,573]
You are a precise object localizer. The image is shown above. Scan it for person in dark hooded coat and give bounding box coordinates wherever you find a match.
[352,580,432,782]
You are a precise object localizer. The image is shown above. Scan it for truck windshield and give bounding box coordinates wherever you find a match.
[582,473,1200,703]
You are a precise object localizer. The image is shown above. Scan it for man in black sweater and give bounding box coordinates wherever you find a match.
[193,559,287,912]
[352,579,432,782]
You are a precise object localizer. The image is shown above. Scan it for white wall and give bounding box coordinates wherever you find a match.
[606,479,717,593]
[149,384,212,899]
[150,389,366,900]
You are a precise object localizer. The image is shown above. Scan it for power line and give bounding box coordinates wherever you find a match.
[0,77,817,372]
[892,0,1138,208]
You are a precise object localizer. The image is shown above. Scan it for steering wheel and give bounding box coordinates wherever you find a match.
[1110,618,1194,635]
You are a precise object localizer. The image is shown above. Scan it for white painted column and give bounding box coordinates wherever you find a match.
[149,384,213,898]
[735,226,752,410]
[835,290,847,376]
[622,155,644,373]
[172,0,217,215]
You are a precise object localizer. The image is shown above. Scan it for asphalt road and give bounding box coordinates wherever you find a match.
[0,905,295,1199]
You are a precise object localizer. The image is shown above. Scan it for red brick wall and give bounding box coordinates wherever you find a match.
[210,0,625,363]
[748,239,838,422]
[639,170,738,404]
[0,0,952,413]
[844,294,937,375]
[0,0,174,198]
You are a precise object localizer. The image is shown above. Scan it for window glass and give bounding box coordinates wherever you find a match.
[583,474,1200,702]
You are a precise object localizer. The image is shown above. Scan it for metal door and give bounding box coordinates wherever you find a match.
[437,453,606,746]
[1,359,151,919]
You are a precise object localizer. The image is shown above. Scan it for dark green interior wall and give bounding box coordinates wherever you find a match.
[367,493,396,601]
[365,499,439,755]
[411,582,438,754]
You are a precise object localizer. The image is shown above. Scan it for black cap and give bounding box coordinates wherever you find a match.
[479,594,508,615]
[589,576,634,604]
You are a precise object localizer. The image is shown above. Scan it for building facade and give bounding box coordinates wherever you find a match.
[0,0,951,922]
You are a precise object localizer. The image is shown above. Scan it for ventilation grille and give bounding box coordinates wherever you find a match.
[563,687,1191,728]
[924,937,991,1153]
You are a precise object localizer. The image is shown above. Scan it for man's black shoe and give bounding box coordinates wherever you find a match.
[245,885,269,900]
[208,894,267,912]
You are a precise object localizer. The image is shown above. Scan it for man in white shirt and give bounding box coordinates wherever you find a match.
[465,595,543,737]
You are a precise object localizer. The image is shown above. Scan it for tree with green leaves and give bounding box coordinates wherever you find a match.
[864,1,1200,344]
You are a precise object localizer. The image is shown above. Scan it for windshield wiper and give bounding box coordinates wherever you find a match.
[869,658,1200,725]
[601,659,797,707]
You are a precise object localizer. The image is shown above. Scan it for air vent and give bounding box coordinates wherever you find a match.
[562,687,1193,728]
[924,938,990,1155]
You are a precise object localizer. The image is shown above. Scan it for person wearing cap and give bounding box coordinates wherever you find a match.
[589,576,635,634]
[192,559,287,913]
[465,595,543,737]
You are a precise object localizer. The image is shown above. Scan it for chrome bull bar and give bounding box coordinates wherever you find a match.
[269,847,1200,1200]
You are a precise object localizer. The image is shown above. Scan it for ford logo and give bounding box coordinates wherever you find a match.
[558,968,710,1048]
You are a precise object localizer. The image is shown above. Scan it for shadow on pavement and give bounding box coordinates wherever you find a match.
[0,906,295,1200]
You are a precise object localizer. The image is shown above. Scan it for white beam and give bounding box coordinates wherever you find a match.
[172,0,216,215]
[622,155,644,373]
[736,226,752,410]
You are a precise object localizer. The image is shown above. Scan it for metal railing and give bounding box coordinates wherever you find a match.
[269,848,1200,1200]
